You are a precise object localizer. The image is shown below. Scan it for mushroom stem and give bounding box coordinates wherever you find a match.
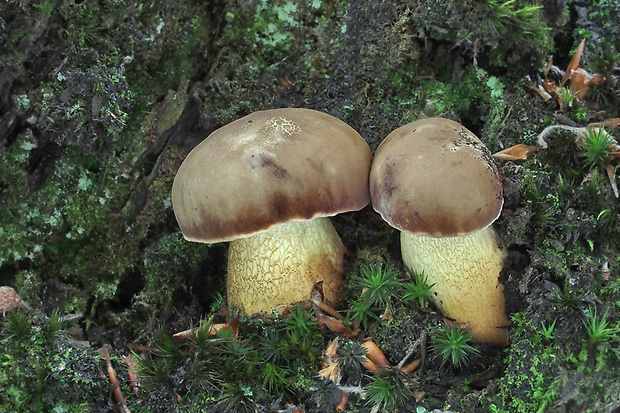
[400,226,509,346]
[227,217,345,315]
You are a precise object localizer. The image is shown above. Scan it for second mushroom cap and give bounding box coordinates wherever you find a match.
[369,117,503,237]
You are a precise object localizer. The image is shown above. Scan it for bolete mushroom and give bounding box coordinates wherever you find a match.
[172,108,372,315]
[0,286,30,315]
[369,117,509,346]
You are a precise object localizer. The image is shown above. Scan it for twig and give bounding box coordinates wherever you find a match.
[397,330,427,370]
[537,124,587,149]
[97,346,131,413]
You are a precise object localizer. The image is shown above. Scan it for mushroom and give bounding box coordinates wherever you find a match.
[172,108,372,315]
[0,286,30,316]
[369,118,509,346]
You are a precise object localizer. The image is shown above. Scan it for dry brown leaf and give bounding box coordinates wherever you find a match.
[317,312,355,338]
[380,304,393,322]
[543,55,553,78]
[562,38,585,86]
[400,358,422,374]
[336,391,350,412]
[604,163,619,198]
[362,337,390,368]
[589,118,620,129]
[121,354,141,397]
[173,311,239,339]
[324,337,340,360]
[279,76,294,89]
[315,300,345,319]
[318,362,341,382]
[570,68,590,97]
[542,78,560,96]
[531,85,553,101]
[360,354,380,372]
[320,337,341,383]
[310,281,324,303]
[570,68,606,99]
[97,347,131,413]
[493,144,540,161]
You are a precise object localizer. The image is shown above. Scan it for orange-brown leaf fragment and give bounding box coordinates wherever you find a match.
[543,55,553,79]
[360,354,380,372]
[400,358,422,374]
[570,69,605,99]
[562,38,586,86]
[493,144,540,161]
[362,337,390,368]
[317,312,355,338]
[318,362,341,383]
[336,391,350,412]
[589,118,620,129]
[122,354,141,397]
[542,78,560,96]
[531,84,553,101]
[324,337,340,361]
[97,347,131,412]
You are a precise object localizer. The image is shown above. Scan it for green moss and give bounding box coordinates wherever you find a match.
[1,143,130,273]
[130,311,326,412]
[0,310,107,412]
[413,0,554,70]
[488,314,558,412]
[391,65,508,145]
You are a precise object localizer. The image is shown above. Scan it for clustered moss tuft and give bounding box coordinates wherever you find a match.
[0,309,107,412]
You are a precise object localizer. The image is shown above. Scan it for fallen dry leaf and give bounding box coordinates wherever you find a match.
[589,118,620,129]
[531,84,553,101]
[336,391,350,412]
[400,357,422,374]
[562,38,585,86]
[318,362,341,383]
[317,312,356,338]
[362,337,390,368]
[604,163,619,198]
[542,77,560,97]
[493,144,540,161]
[570,68,605,99]
[97,346,131,413]
[173,311,239,339]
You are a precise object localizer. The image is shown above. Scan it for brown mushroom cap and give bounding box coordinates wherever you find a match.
[172,108,372,243]
[369,117,503,237]
[0,286,27,315]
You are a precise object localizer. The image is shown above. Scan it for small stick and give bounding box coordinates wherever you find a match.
[121,354,141,397]
[397,331,427,371]
[97,346,131,413]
